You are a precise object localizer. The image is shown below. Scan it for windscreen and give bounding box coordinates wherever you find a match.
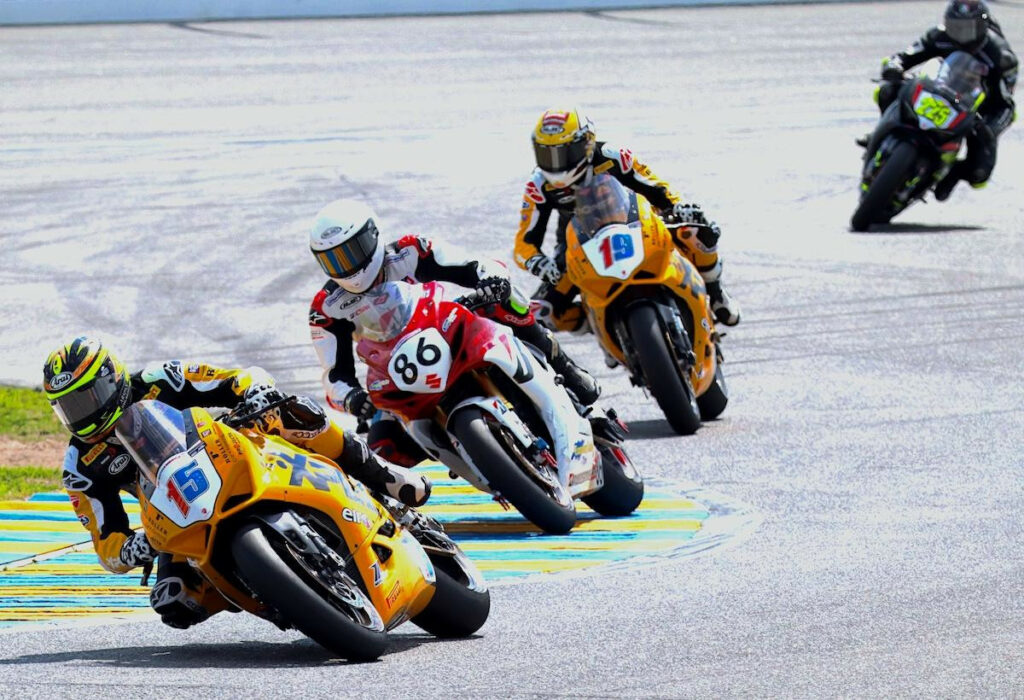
[572,174,637,243]
[114,400,188,487]
[935,51,988,102]
[354,280,418,342]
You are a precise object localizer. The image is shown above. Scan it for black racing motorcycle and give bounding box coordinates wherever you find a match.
[851,51,988,232]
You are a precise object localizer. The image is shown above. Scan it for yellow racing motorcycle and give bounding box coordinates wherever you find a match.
[561,173,728,434]
[115,398,489,661]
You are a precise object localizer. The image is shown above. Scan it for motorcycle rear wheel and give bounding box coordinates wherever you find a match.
[582,442,644,516]
[851,140,919,231]
[697,361,729,420]
[450,407,576,535]
[626,303,701,435]
[232,521,388,661]
[412,557,491,638]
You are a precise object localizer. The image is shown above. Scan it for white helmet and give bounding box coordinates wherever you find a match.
[309,199,385,294]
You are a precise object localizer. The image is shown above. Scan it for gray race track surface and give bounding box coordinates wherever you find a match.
[1,2,1023,696]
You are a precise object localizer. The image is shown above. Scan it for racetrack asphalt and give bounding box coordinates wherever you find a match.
[1,1,1022,696]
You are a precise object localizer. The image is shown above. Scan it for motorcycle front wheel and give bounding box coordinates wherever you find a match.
[626,303,701,435]
[450,407,576,535]
[232,520,388,661]
[851,140,919,231]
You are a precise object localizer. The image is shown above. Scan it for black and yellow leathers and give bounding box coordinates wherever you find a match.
[60,361,421,627]
[513,142,734,330]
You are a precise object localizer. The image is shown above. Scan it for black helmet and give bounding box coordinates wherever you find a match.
[942,1,990,51]
[43,336,132,443]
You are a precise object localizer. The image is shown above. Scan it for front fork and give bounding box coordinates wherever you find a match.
[613,297,695,389]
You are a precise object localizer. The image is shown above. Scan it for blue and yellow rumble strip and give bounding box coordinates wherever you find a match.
[0,464,757,629]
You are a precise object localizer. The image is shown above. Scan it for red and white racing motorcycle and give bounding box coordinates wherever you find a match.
[355,280,643,534]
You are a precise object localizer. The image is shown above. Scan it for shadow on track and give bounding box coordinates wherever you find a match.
[850,223,986,235]
[621,419,679,440]
[0,634,459,669]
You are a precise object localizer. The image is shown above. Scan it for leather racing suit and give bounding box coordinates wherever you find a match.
[878,24,1017,189]
[60,360,419,628]
[309,235,598,466]
[513,141,729,331]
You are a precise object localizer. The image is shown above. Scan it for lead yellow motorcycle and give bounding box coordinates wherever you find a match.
[562,173,728,434]
[115,398,489,661]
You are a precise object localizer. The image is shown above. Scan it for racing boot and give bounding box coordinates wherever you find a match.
[549,343,601,406]
[934,161,971,202]
[338,430,431,507]
[150,554,233,629]
[706,281,741,327]
[702,260,741,327]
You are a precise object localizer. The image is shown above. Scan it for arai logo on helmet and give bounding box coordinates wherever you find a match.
[49,371,74,391]
[108,454,131,475]
[321,226,343,240]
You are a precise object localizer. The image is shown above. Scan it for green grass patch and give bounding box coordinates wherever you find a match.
[0,466,62,500]
[0,385,64,440]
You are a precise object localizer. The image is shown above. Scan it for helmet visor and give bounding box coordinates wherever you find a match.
[945,17,985,45]
[50,365,120,434]
[534,138,589,174]
[313,220,379,279]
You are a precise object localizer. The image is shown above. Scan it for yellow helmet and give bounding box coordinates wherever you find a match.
[43,336,131,442]
[531,108,596,187]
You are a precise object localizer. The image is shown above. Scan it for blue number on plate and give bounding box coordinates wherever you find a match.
[171,462,210,501]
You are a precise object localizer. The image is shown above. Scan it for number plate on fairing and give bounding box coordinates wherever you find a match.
[150,449,222,528]
[388,328,452,394]
[913,91,957,130]
[581,224,645,280]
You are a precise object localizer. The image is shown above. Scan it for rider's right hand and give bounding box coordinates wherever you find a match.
[343,387,377,421]
[457,276,513,311]
[881,58,904,82]
[119,530,157,568]
[242,383,287,413]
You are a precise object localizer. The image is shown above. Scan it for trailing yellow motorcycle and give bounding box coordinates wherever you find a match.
[562,173,728,434]
[115,398,489,661]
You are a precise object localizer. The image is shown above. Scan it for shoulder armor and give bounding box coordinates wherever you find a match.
[309,285,334,327]
[61,443,93,491]
[524,174,548,204]
[395,235,433,258]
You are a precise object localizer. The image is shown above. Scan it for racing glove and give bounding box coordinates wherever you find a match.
[457,276,512,311]
[525,253,562,285]
[663,202,708,226]
[120,530,157,569]
[241,382,288,433]
[343,387,377,422]
[243,382,285,408]
[881,57,904,82]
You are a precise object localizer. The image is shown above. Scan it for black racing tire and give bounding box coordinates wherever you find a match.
[582,442,644,516]
[231,521,388,661]
[626,304,701,435]
[450,407,576,535]
[851,140,919,231]
[412,557,491,638]
[697,360,729,421]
